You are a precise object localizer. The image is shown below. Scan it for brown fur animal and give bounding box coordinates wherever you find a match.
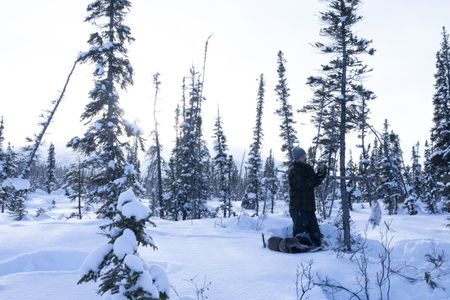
[267,236,311,253]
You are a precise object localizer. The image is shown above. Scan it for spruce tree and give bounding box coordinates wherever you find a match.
[404,142,421,215]
[375,120,407,215]
[430,27,450,211]
[422,140,439,213]
[78,189,169,299]
[303,76,340,219]
[176,68,210,220]
[227,155,240,215]
[262,150,278,214]
[313,0,375,250]
[148,73,164,218]
[63,160,87,219]
[303,76,333,167]
[71,1,169,298]
[45,143,57,194]
[355,87,375,205]
[124,121,145,198]
[67,0,139,219]
[145,143,164,217]
[275,51,298,164]
[212,108,231,217]
[243,74,265,214]
[274,51,299,202]
[0,117,5,213]
[346,152,360,210]
[163,83,185,221]
[3,144,27,220]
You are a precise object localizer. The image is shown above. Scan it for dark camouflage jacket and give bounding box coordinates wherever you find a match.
[288,161,325,213]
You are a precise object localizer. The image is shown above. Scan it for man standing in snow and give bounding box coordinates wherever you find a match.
[288,147,326,247]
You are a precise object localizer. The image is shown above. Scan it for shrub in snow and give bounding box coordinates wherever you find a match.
[35,207,47,218]
[368,200,382,229]
[78,189,170,299]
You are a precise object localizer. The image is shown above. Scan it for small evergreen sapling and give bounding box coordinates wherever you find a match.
[78,189,170,299]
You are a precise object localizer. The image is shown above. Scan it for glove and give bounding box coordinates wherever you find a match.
[316,164,327,179]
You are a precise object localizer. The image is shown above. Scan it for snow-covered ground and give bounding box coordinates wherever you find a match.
[0,191,448,300]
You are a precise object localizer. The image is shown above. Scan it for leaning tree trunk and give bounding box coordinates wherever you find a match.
[21,60,78,179]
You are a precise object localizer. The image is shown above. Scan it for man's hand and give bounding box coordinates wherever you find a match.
[316,164,328,179]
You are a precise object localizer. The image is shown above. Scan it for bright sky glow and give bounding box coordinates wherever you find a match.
[1,0,449,164]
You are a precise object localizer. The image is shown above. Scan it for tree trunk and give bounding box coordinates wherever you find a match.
[155,133,164,218]
[262,187,268,215]
[78,165,82,220]
[270,193,275,214]
[340,22,351,252]
[106,3,115,168]
[255,182,259,216]
[21,60,78,179]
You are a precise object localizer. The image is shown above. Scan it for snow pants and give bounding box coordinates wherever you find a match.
[291,210,321,247]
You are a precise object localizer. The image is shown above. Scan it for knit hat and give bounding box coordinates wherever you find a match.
[292,147,306,161]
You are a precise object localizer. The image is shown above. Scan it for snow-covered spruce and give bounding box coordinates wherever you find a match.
[167,68,210,220]
[374,120,407,215]
[310,0,376,251]
[46,143,58,194]
[262,150,279,214]
[274,51,298,201]
[67,0,142,220]
[430,27,450,212]
[212,108,232,217]
[1,142,29,219]
[242,74,265,213]
[0,118,6,213]
[78,189,170,299]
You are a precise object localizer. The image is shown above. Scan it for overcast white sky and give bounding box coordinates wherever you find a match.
[1,0,449,165]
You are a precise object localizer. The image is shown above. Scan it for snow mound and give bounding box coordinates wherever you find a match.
[117,188,137,208]
[224,212,269,231]
[35,212,52,220]
[121,200,150,221]
[113,228,137,259]
[392,239,450,265]
[0,250,87,276]
[136,271,159,297]
[1,178,30,190]
[124,254,144,273]
[117,189,150,221]
[236,212,256,230]
[225,213,293,236]
[79,244,113,277]
[148,264,171,294]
